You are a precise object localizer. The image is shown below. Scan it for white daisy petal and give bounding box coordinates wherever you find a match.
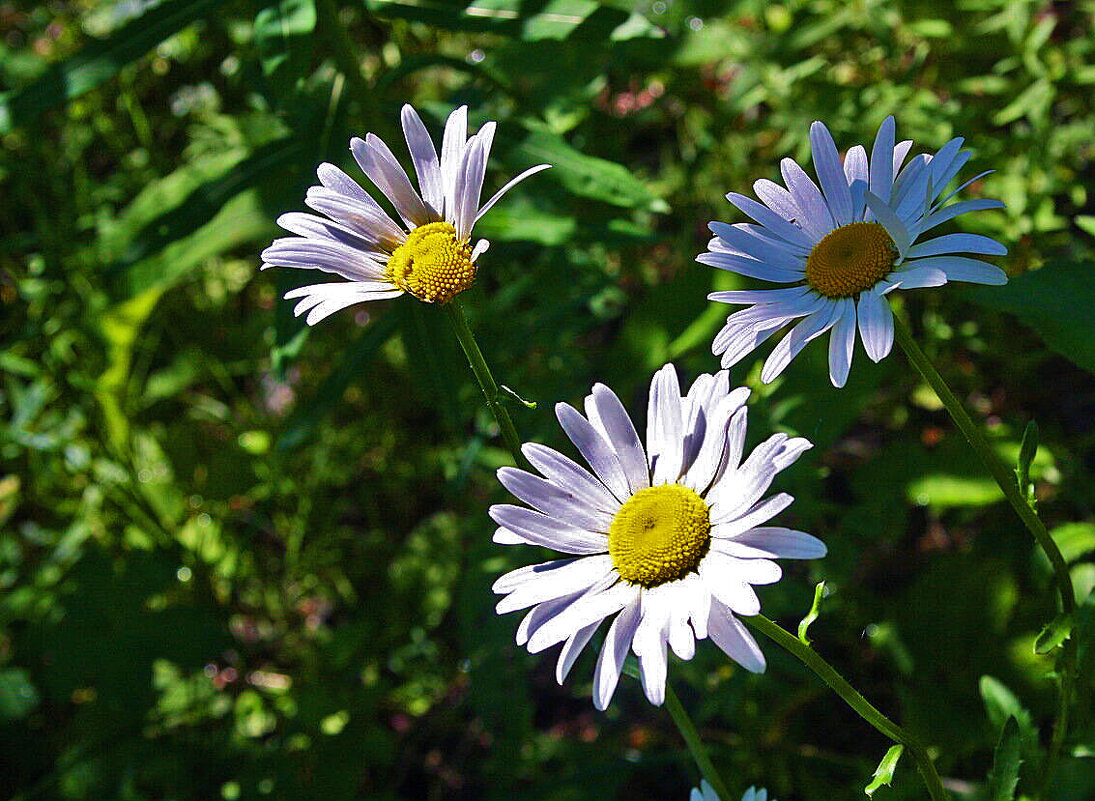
[590,384,651,494]
[557,621,601,684]
[725,192,814,249]
[752,178,800,223]
[351,134,434,229]
[496,467,614,532]
[400,104,444,213]
[869,115,896,204]
[527,582,637,653]
[592,599,641,709]
[716,527,827,560]
[696,251,803,283]
[709,222,807,272]
[906,255,1008,286]
[708,599,766,673]
[556,402,632,502]
[919,198,1005,234]
[780,157,834,239]
[906,233,1008,259]
[712,493,795,535]
[886,264,949,290]
[857,288,894,362]
[522,442,620,513]
[475,163,553,224]
[863,190,912,256]
[810,121,854,226]
[826,298,857,388]
[494,554,615,615]
[489,504,608,554]
[760,302,841,384]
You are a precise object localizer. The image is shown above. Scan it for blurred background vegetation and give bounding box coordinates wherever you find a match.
[2,0,1095,798]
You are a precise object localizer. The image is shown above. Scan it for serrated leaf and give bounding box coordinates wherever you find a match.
[966,260,1095,377]
[864,744,903,796]
[363,0,663,41]
[0,0,218,133]
[798,581,826,646]
[1034,613,1073,654]
[988,717,1022,801]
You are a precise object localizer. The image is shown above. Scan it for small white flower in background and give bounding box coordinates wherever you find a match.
[690,780,774,801]
[492,364,826,709]
[700,116,1006,387]
[261,105,550,325]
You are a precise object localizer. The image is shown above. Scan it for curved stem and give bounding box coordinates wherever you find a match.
[746,615,947,801]
[444,298,524,464]
[892,316,1074,612]
[892,315,1077,789]
[664,683,734,801]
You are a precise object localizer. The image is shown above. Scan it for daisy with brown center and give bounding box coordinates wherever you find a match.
[261,105,550,325]
[700,117,1007,387]
[491,364,826,709]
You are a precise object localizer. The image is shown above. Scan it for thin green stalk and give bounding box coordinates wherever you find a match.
[664,683,734,801]
[746,615,947,801]
[444,298,524,464]
[892,315,1077,791]
[892,316,1074,613]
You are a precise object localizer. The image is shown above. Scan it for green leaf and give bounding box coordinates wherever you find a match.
[988,717,1022,801]
[1015,420,1038,505]
[864,744,903,796]
[979,676,1039,760]
[966,260,1095,377]
[254,0,317,93]
[0,0,218,133]
[502,128,667,212]
[1049,522,1095,564]
[1034,613,1073,655]
[363,0,663,41]
[798,581,826,646]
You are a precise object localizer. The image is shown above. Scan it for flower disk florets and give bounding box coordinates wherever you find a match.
[385,221,476,304]
[804,222,897,299]
[609,484,711,588]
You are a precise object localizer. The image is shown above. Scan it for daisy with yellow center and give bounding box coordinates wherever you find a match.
[261,105,550,324]
[491,364,826,710]
[699,117,1007,387]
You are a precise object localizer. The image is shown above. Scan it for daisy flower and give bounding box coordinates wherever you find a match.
[491,364,826,709]
[690,781,774,801]
[261,105,550,325]
[700,116,1007,387]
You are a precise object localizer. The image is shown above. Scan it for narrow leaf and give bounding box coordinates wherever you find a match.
[0,0,218,133]
[798,581,826,646]
[1015,420,1038,506]
[864,744,903,796]
[1034,613,1074,655]
[988,717,1022,801]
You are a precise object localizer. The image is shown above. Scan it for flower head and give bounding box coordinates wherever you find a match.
[492,364,825,709]
[690,782,774,801]
[700,117,1007,387]
[262,105,550,324]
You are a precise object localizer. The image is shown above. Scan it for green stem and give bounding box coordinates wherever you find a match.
[444,298,524,464]
[892,316,1074,613]
[747,615,947,801]
[892,315,1077,790]
[664,683,734,801]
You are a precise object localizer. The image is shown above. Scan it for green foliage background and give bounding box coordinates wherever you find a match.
[2,1,1095,798]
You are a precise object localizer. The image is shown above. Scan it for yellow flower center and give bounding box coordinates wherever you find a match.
[608,484,711,588]
[386,221,477,304]
[804,222,897,299]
